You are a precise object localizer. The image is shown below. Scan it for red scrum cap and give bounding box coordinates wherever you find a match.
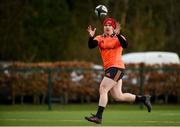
[103,18,116,29]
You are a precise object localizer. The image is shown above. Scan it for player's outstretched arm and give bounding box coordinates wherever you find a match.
[114,22,120,35]
[114,22,128,48]
[87,25,98,49]
[87,25,96,37]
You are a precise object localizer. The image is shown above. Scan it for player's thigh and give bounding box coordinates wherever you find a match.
[100,76,117,92]
[110,79,123,97]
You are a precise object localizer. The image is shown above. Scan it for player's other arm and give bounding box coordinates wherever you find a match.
[114,22,128,48]
[88,37,98,49]
[117,34,128,48]
[87,25,98,49]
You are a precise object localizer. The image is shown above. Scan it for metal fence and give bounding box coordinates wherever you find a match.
[0,65,180,110]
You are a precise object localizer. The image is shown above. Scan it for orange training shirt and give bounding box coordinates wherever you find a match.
[95,35,125,70]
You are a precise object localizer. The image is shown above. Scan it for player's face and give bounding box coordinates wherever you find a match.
[104,24,114,36]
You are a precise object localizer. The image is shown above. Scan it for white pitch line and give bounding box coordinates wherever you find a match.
[0,118,84,122]
[161,113,180,116]
[0,118,180,126]
[105,120,180,123]
[1,118,180,124]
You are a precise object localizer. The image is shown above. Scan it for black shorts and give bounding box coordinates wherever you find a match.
[105,67,125,82]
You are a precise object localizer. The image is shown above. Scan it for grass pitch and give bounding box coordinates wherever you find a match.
[0,104,180,126]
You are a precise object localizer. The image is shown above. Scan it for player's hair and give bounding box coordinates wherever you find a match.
[103,18,116,29]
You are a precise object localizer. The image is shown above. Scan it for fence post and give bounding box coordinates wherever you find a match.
[47,68,52,110]
[139,63,145,109]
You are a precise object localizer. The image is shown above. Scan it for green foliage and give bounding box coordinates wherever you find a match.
[0,0,180,62]
[23,0,71,61]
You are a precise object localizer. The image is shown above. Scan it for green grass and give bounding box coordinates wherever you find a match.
[0,104,180,126]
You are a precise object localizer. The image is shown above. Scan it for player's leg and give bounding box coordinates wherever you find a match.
[98,76,117,107]
[135,95,152,112]
[85,76,117,124]
[110,79,136,102]
[110,80,152,112]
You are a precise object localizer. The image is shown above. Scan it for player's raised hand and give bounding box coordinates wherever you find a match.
[114,22,121,35]
[87,25,96,37]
